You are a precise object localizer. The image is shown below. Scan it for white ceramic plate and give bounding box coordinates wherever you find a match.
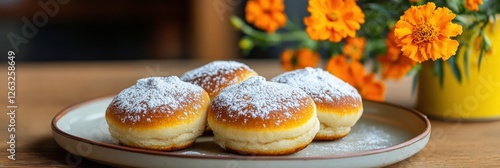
[52,97,430,168]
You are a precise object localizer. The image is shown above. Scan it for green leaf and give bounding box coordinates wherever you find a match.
[478,49,485,70]
[445,0,460,13]
[467,21,480,30]
[300,38,319,51]
[434,60,444,88]
[454,15,470,26]
[411,70,419,95]
[493,12,497,23]
[410,64,421,95]
[447,56,462,84]
[366,3,392,18]
[463,45,471,80]
[478,32,491,70]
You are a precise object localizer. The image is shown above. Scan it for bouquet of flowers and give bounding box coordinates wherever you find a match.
[231,0,498,102]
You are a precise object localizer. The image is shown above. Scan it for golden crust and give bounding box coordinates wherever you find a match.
[316,100,363,115]
[313,127,350,141]
[313,106,363,141]
[184,67,258,100]
[105,91,210,129]
[117,138,194,151]
[207,96,316,130]
[224,143,310,156]
[209,108,320,155]
[207,76,320,155]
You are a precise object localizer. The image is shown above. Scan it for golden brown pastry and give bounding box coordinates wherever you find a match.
[207,76,320,155]
[180,60,258,100]
[105,76,210,151]
[271,67,363,140]
[181,60,258,131]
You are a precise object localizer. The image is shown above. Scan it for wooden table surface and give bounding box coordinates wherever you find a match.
[1,60,499,167]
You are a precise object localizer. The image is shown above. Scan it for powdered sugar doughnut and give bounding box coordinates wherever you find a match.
[181,61,258,131]
[181,60,258,100]
[272,67,363,140]
[105,76,210,151]
[207,76,320,155]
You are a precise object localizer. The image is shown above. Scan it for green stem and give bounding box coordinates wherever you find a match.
[234,16,308,44]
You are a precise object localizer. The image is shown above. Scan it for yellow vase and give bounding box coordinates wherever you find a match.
[416,22,500,121]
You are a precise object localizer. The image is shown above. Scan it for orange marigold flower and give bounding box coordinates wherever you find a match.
[394,2,463,63]
[378,28,417,80]
[280,48,321,71]
[326,55,386,101]
[378,55,416,80]
[343,37,367,60]
[304,0,365,42]
[465,0,483,11]
[245,0,287,33]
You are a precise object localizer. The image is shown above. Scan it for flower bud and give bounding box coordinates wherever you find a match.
[230,16,244,30]
[239,37,254,50]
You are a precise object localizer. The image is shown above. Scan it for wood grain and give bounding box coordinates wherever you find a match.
[0,60,499,167]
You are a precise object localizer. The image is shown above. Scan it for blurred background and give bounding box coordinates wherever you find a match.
[0,0,308,62]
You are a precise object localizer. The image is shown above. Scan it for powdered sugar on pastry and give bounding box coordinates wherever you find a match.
[109,76,206,123]
[180,61,257,98]
[211,76,312,126]
[271,67,361,108]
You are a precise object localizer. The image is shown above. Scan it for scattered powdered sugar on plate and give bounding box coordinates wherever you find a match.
[211,76,312,125]
[177,151,206,155]
[109,76,206,123]
[168,118,406,158]
[300,121,396,157]
[271,67,361,107]
[180,61,256,97]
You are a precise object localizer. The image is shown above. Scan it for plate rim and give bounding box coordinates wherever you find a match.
[51,96,431,160]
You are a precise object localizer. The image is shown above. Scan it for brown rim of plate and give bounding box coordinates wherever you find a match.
[51,96,431,160]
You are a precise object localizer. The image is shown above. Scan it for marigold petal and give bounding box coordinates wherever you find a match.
[432,7,455,27]
[246,1,261,13]
[442,39,459,61]
[432,40,446,57]
[271,0,285,10]
[421,2,436,21]
[394,27,413,40]
[326,0,344,10]
[255,15,271,29]
[317,27,331,39]
[440,23,463,37]
[257,0,271,9]
[326,55,354,85]
[350,60,366,86]
[345,20,361,31]
[401,7,420,25]
[297,48,320,68]
[329,31,343,42]
[399,35,414,46]
[361,74,386,102]
[280,49,295,71]
[418,45,430,61]
[465,0,483,11]
[424,43,435,61]
[403,44,422,63]
[245,2,262,22]
[272,12,287,25]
